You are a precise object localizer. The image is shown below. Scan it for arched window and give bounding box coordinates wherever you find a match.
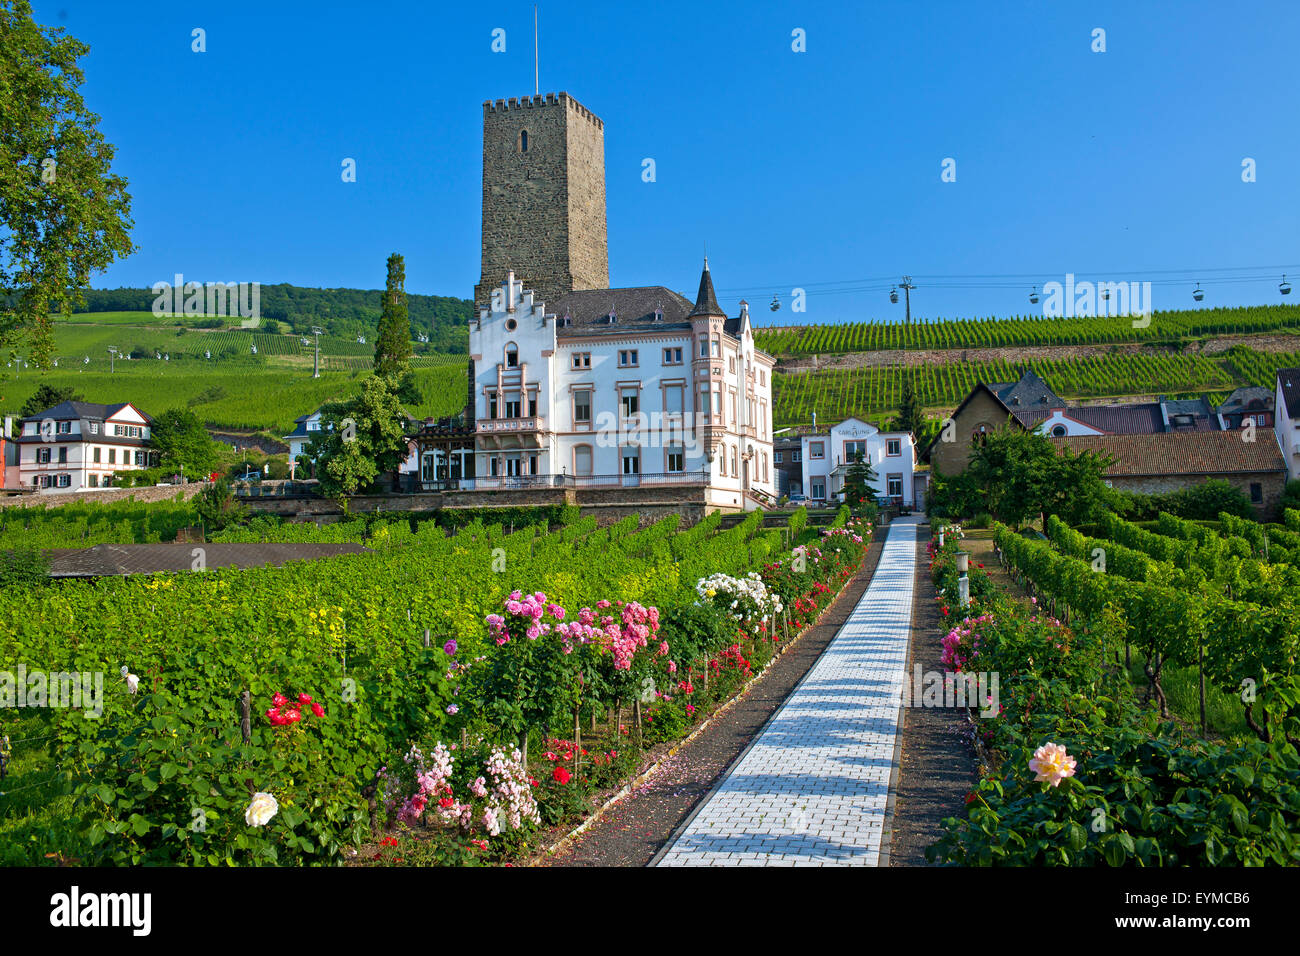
[504,343,518,368]
[573,445,593,476]
[519,129,529,153]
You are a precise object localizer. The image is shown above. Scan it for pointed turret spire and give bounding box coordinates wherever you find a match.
[689,257,724,318]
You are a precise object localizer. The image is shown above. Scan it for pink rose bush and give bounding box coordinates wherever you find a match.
[382,741,540,838]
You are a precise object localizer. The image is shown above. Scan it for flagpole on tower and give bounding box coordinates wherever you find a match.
[534,6,539,95]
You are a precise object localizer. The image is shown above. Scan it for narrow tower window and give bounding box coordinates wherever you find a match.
[519,129,528,153]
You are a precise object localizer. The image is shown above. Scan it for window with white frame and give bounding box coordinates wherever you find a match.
[56,421,72,434]
[618,349,638,367]
[774,451,783,463]
[886,438,902,456]
[505,344,518,368]
[620,390,639,418]
[887,474,903,497]
[667,447,684,472]
[572,352,591,370]
[662,347,682,365]
[57,474,70,487]
[622,448,640,475]
[810,441,825,459]
[844,440,866,462]
[36,447,51,463]
[504,398,521,418]
[792,450,802,463]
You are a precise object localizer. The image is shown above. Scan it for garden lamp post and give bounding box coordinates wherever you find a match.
[956,550,971,609]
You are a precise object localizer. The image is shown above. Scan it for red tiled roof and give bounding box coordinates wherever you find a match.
[1048,431,1285,477]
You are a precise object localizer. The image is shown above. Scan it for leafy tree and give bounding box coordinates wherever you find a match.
[373,253,412,380]
[149,408,219,477]
[1281,480,1300,514]
[308,374,410,500]
[19,383,80,418]
[841,453,878,510]
[956,427,1117,527]
[0,0,135,367]
[193,479,244,533]
[892,375,925,437]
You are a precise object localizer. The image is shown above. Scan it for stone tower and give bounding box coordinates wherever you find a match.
[474,92,609,307]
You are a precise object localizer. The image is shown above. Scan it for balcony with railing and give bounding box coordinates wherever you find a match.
[476,417,544,434]
[435,471,708,492]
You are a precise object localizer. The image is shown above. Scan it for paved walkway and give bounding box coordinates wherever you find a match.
[655,517,920,866]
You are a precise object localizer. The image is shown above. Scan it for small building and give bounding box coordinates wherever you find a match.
[1217,385,1274,431]
[772,431,804,498]
[283,408,326,462]
[1275,368,1300,483]
[926,370,1065,475]
[1048,431,1288,519]
[800,417,918,507]
[16,401,155,492]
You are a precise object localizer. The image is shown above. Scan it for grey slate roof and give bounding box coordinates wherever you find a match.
[20,400,151,425]
[42,542,369,578]
[1217,386,1274,414]
[688,260,725,319]
[1016,403,1166,435]
[992,371,1067,420]
[1277,368,1300,421]
[1161,396,1220,431]
[548,286,696,337]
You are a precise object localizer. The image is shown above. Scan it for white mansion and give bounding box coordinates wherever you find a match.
[15,401,155,492]
[462,262,777,507]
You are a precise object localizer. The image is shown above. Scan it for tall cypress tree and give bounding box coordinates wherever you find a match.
[374,253,412,379]
[893,374,924,437]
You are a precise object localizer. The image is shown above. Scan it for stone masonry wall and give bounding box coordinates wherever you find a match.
[475,93,608,307]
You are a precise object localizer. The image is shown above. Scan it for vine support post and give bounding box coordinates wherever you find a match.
[574,708,582,779]
[423,628,430,648]
[1198,631,1208,738]
[239,690,251,744]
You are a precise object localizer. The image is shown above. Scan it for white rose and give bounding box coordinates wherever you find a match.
[245,791,279,827]
[125,673,139,694]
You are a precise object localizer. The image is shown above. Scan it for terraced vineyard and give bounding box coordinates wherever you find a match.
[770,348,1274,425]
[755,303,1300,356]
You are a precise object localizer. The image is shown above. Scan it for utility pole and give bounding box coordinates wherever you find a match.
[107,347,119,373]
[311,326,323,379]
[900,276,915,323]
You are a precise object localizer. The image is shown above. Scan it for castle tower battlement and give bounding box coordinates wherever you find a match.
[474,91,609,307]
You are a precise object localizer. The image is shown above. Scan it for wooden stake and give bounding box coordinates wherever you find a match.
[239,691,252,744]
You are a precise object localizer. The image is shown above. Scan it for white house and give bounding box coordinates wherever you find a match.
[1275,368,1300,482]
[283,409,326,461]
[286,406,421,482]
[466,262,777,508]
[16,401,155,492]
[800,417,918,506]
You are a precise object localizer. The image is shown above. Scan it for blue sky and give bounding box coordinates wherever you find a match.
[35,0,1300,325]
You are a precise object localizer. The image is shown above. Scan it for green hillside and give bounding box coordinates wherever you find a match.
[755,303,1300,355]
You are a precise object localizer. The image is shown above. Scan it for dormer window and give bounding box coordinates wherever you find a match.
[607,310,617,324]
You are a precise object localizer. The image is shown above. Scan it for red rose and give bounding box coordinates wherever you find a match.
[553,766,571,785]
[298,693,312,704]
[311,702,325,717]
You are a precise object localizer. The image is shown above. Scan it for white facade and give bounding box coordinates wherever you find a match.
[800,417,918,506]
[467,269,776,507]
[1030,409,1105,438]
[1276,375,1300,482]
[17,402,154,493]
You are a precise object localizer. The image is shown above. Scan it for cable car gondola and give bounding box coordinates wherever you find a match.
[1282,274,1292,296]
[1192,283,1204,302]
[1029,287,1039,305]
[889,287,899,304]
